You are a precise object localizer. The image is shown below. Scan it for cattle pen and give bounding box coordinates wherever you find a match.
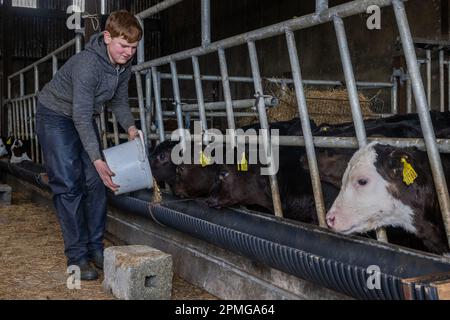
[1,0,450,300]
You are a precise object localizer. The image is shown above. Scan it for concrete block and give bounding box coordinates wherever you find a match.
[0,184,12,206]
[103,245,173,300]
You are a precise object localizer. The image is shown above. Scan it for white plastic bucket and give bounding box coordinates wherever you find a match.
[103,130,153,195]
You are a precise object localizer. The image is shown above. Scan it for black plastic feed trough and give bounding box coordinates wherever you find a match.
[2,159,450,300]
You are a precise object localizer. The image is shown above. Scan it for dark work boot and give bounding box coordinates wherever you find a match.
[69,261,99,281]
[88,250,104,270]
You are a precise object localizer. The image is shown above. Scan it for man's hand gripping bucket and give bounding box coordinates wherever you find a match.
[103,130,153,195]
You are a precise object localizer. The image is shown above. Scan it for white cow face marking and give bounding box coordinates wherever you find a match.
[326,143,416,235]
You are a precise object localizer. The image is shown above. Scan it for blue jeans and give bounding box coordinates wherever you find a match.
[36,103,106,265]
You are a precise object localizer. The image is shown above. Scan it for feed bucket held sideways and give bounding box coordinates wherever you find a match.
[103,131,153,195]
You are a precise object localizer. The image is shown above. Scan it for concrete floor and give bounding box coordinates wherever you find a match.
[0,190,217,300]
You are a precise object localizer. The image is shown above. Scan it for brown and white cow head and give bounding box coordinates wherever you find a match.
[326,142,417,235]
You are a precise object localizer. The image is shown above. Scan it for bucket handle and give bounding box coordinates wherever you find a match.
[137,130,147,162]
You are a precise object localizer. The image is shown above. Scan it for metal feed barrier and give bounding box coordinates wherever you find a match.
[2,0,450,258]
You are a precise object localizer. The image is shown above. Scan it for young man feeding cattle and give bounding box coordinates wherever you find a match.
[36,11,142,280]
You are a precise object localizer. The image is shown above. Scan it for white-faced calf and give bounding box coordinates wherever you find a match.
[326,142,449,254]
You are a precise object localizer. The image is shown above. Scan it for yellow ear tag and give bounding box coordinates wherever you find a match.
[237,152,248,172]
[6,137,11,145]
[401,157,417,186]
[200,151,211,167]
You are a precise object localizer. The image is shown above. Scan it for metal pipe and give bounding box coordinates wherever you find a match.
[391,78,398,114]
[170,61,186,149]
[145,71,153,141]
[191,56,208,132]
[28,98,34,161]
[100,111,108,149]
[75,33,82,54]
[7,79,11,100]
[406,73,412,113]
[135,72,149,147]
[334,17,367,148]
[8,38,77,80]
[111,113,120,146]
[163,111,259,117]
[34,66,39,93]
[33,98,39,163]
[218,48,236,146]
[158,72,393,88]
[19,100,24,140]
[440,49,445,112]
[135,16,149,146]
[448,60,450,112]
[133,0,393,72]
[426,49,432,109]
[248,40,283,218]
[136,0,184,20]
[393,0,450,250]
[52,56,58,75]
[201,0,211,46]
[13,102,16,139]
[286,29,326,227]
[100,0,107,15]
[24,99,29,140]
[316,0,328,14]
[181,97,278,112]
[151,67,165,142]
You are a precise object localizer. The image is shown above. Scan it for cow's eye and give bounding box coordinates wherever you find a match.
[158,153,166,160]
[357,179,368,186]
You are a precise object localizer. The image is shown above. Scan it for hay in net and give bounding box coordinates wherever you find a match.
[236,80,379,127]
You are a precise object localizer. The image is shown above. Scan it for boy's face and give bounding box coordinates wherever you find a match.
[104,31,139,65]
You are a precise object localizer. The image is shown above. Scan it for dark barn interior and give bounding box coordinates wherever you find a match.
[1,0,450,301]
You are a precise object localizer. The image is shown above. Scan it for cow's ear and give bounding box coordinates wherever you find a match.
[388,150,417,183]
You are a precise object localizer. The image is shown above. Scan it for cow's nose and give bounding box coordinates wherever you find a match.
[326,214,336,228]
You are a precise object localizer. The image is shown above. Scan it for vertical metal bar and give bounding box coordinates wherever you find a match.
[334,16,387,242]
[406,73,412,113]
[440,49,445,112]
[135,71,149,147]
[192,56,208,132]
[100,0,107,15]
[12,101,17,138]
[391,78,398,114]
[170,61,186,149]
[247,40,283,217]
[33,97,40,163]
[151,67,165,142]
[426,49,432,109]
[28,98,34,161]
[136,17,149,146]
[393,0,450,249]
[333,17,367,147]
[75,33,82,53]
[52,55,58,76]
[315,0,328,13]
[7,79,11,101]
[8,104,12,137]
[100,111,108,149]
[201,0,211,47]
[24,99,29,140]
[112,113,120,146]
[19,100,24,140]
[448,61,450,112]
[145,71,153,139]
[218,48,236,147]
[286,29,327,228]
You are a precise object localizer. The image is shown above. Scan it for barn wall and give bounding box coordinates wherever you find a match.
[158,0,446,110]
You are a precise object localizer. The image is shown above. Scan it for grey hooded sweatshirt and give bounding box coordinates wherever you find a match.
[37,32,135,162]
